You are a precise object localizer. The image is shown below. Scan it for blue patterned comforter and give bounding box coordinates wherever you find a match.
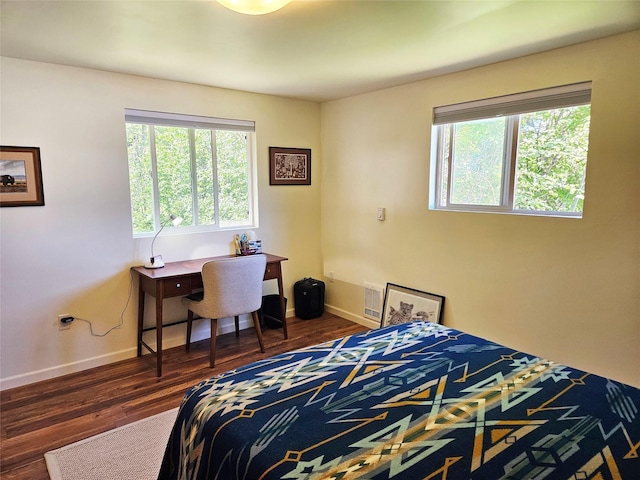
[158,322,640,479]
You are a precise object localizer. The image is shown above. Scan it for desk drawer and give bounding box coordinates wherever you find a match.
[163,278,192,297]
[190,275,203,290]
[264,262,280,280]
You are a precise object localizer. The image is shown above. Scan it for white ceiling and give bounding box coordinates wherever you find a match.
[2,0,639,102]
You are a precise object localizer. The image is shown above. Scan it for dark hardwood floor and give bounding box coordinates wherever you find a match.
[0,314,367,480]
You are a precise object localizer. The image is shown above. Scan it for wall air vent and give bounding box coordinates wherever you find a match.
[363,282,384,321]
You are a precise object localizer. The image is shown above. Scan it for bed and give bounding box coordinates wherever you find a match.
[157,321,640,479]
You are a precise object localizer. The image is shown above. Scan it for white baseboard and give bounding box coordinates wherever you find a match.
[324,304,379,329]
[0,306,364,390]
[0,347,139,391]
[0,314,284,390]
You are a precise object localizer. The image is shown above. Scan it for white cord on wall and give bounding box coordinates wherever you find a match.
[71,270,135,337]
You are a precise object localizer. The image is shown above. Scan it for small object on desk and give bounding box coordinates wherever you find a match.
[241,233,248,254]
[145,254,165,269]
[237,232,259,255]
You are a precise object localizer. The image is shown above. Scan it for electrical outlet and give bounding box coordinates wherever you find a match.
[58,314,73,330]
[329,271,335,282]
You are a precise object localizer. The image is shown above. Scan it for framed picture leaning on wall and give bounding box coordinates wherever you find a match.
[381,283,445,327]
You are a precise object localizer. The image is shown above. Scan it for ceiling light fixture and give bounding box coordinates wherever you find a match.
[216,0,292,15]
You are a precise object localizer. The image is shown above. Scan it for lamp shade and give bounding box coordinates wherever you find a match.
[216,0,292,15]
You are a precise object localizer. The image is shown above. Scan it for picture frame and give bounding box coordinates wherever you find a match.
[0,146,45,207]
[380,283,445,327]
[269,146,311,185]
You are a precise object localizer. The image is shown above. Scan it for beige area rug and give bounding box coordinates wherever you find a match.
[44,408,178,480]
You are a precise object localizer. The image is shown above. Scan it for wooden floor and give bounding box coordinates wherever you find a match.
[0,314,367,480]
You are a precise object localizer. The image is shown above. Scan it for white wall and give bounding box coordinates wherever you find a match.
[320,31,640,388]
[0,58,322,389]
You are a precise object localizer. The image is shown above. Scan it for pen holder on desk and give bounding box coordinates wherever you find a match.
[235,234,261,255]
[241,241,258,255]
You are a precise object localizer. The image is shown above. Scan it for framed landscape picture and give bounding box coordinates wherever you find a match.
[381,283,444,327]
[269,146,311,185]
[0,146,45,207]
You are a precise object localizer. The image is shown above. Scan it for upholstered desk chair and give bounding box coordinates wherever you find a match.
[183,254,267,367]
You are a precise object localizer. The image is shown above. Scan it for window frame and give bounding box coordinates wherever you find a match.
[430,82,592,218]
[125,109,258,237]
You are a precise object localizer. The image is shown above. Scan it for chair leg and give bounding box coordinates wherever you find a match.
[186,310,194,351]
[234,315,240,337]
[210,318,218,368]
[251,310,265,353]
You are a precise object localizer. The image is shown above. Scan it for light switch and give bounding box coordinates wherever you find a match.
[377,207,385,221]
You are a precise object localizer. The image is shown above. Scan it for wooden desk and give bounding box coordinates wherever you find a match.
[131,253,288,376]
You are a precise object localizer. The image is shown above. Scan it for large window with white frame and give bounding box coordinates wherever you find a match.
[125,109,257,236]
[430,82,592,217]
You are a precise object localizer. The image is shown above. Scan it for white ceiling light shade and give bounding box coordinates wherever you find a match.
[216,0,292,15]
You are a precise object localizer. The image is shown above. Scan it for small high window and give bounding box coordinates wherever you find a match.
[125,109,257,236]
[430,82,592,217]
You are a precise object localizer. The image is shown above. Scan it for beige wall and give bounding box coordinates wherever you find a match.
[0,58,321,388]
[320,31,640,388]
[1,31,638,390]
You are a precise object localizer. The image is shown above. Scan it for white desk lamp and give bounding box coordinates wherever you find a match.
[144,214,183,269]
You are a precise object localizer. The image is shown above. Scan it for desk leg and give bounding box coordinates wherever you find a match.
[155,294,163,377]
[137,284,145,357]
[277,274,288,339]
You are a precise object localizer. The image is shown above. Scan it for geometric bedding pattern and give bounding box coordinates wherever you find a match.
[157,322,640,479]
